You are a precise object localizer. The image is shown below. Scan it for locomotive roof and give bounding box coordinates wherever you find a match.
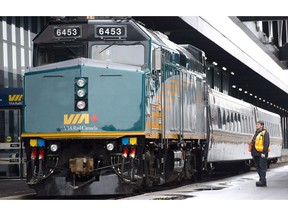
[33,17,205,66]
[33,18,150,43]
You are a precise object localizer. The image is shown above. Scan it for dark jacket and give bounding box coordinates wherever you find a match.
[251,129,270,157]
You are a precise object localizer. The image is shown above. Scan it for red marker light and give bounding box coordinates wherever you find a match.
[39,149,45,160]
[122,148,129,158]
[130,148,136,158]
[31,149,37,160]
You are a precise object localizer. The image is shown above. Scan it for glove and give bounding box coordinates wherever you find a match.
[261,153,265,158]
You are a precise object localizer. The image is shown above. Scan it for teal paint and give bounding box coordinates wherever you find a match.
[23,64,145,133]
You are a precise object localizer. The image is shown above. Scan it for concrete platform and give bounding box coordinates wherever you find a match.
[121,162,288,200]
[0,179,35,199]
[1,162,288,216]
[119,162,288,216]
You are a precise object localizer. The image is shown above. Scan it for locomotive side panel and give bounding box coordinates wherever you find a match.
[162,65,181,138]
[182,71,206,139]
[148,67,207,139]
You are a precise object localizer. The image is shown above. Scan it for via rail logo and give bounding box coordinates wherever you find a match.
[9,94,23,105]
[63,114,99,131]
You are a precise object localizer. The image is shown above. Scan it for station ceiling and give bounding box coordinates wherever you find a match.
[132,16,288,117]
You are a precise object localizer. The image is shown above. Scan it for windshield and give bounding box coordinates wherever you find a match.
[35,44,85,66]
[91,44,145,67]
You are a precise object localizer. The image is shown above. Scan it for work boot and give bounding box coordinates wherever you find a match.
[256,181,267,187]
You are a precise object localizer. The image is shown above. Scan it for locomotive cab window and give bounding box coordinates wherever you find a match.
[35,43,86,67]
[91,43,145,67]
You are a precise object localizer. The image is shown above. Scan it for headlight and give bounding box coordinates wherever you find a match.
[76,89,86,98]
[76,78,86,87]
[76,100,86,110]
[106,143,114,151]
[75,77,88,111]
[50,144,58,152]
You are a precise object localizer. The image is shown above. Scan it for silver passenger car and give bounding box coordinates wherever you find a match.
[208,89,282,162]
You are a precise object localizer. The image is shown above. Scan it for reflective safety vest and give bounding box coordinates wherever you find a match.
[248,130,270,153]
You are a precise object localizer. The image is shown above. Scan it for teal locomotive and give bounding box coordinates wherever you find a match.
[22,17,282,196]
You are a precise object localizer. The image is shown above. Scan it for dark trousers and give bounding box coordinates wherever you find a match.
[253,156,267,183]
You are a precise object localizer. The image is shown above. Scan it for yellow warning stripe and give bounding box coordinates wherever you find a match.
[21,131,145,139]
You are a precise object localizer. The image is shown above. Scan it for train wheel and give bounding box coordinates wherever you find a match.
[143,151,154,188]
[183,152,197,182]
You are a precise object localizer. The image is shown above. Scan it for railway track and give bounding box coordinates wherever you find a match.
[6,161,286,200]
[14,167,245,200]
